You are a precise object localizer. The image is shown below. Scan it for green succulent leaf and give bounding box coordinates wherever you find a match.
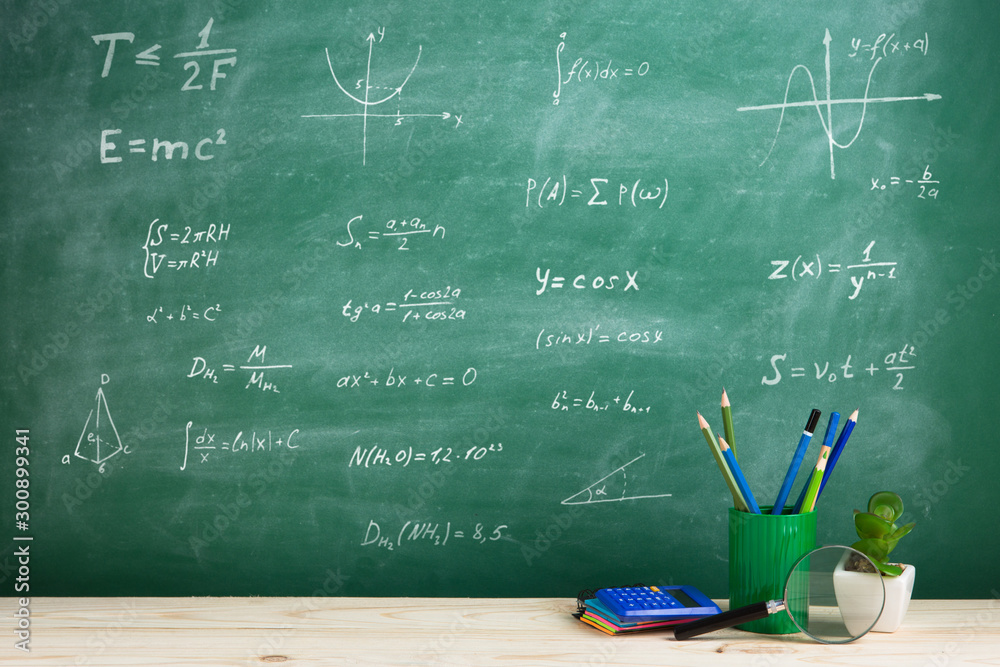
[874,560,903,577]
[868,491,904,522]
[855,512,893,539]
[888,522,915,542]
[852,537,890,562]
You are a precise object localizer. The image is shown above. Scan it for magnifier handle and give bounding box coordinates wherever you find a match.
[674,600,782,641]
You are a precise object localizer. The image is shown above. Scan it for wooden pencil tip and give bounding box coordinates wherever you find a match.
[718,435,729,450]
[850,408,859,421]
[721,388,730,406]
[697,412,708,429]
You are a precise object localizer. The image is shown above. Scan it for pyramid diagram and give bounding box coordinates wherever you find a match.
[74,388,123,466]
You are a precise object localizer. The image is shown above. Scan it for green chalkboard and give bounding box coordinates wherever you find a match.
[2,0,999,599]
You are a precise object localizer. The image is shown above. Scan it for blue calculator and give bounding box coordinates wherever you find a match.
[595,585,720,620]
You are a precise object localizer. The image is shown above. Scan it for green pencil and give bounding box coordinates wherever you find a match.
[698,412,749,512]
[800,445,831,513]
[721,388,737,460]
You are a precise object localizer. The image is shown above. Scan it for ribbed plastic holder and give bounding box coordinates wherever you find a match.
[728,506,817,634]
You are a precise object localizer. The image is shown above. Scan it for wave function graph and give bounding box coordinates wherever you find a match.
[739,29,941,179]
[302,31,462,166]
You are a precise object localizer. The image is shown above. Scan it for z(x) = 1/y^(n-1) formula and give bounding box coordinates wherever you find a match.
[739,28,941,179]
[302,30,463,166]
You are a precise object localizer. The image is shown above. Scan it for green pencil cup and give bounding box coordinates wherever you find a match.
[729,506,817,634]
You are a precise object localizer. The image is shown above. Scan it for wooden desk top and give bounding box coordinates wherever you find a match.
[3,597,998,666]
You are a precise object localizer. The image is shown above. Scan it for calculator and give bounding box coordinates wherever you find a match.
[595,585,721,620]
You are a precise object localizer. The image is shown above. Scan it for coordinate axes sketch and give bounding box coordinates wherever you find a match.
[561,453,672,506]
[739,29,941,179]
[302,31,463,165]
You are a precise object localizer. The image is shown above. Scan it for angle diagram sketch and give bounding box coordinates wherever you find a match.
[739,29,941,179]
[302,33,462,166]
[561,453,672,506]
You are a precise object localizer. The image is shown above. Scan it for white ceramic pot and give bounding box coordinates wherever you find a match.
[871,563,916,632]
[833,552,915,634]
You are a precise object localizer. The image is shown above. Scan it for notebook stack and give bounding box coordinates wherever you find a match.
[575,585,721,636]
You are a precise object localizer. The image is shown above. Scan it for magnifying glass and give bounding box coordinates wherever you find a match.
[674,545,886,643]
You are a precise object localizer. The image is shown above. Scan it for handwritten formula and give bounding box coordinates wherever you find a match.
[335,367,477,390]
[343,286,464,323]
[142,219,229,278]
[349,442,503,468]
[92,18,237,89]
[551,389,650,414]
[526,175,668,209]
[849,32,929,60]
[536,325,664,350]
[187,345,292,393]
[768,241,898,299]
[180,422,300,469]
[870,165,940,199]
[552,32,650,105]
[147,303,221,324]
[337,214,446,250]
[361,519,509,551]
[762,342,916,390]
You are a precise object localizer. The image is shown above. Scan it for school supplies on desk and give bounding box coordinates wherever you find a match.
[697,412,749,512]
[797,444,831,514]
[596,585,720,621]
[696,392,860,517]
[721,388,738,460]
[575,585,721,635]
[792,411,839,513]
[817,408,858,500]
[578,599,690,635]
[720,436,760,514]
[771,408,821,514]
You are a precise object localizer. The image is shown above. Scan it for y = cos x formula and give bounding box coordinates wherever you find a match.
[526,175,668,210]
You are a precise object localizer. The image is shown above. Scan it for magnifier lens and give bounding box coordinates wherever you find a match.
[784,545,886,643]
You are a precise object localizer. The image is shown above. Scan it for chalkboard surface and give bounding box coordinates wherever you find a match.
[2,0,998,599]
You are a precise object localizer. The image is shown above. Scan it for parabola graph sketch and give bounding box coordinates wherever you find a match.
[739,29,941,179]
[561,453,672,506]
[302,33,461,166]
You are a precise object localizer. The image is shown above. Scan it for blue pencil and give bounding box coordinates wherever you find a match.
[816,408,858,499]
[771,409,821,515]
[720,436,760,513]
[793,411,839,513]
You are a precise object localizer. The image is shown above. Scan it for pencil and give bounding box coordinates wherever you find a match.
[721,388,737,460]
[771,408,821,515]
[720,436,759,513]
[799,445,831,513]
[816,408,858,499]
[697,412,749,512]
[793,411,839,513]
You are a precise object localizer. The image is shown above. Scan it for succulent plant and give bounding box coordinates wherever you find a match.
[851,491,915,576]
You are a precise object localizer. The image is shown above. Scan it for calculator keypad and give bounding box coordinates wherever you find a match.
[596,586,689,618]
